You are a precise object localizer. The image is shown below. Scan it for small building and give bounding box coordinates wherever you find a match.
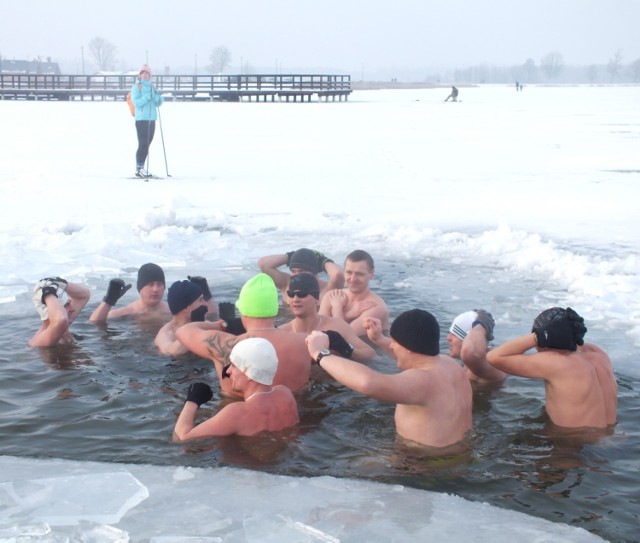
[0,58,61,75]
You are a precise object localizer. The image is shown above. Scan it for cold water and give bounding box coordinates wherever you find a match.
[1,255,637,542]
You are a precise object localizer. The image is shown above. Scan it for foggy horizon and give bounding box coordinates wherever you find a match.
[2,0,639,81]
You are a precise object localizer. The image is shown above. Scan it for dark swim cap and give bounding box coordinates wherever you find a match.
[532,307,587,348]
[288,248,321,274]
[137,263,165,291]
[390,309,440,356]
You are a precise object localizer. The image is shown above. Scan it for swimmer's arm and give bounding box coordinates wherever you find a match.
[324,260,345,291]
[175,321,233,361]
[363,317,393,357]
[173,401,242,441]
[350,303,388,337]
[486,333,551,379]
[155,325,188,357]
[29,295,69,347]
[461,326,507,381]
[257,253,291,290]
[65,282,90,324]
[318,354,426,404]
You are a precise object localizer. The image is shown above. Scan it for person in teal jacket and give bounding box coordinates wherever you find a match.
[131,64,164,178]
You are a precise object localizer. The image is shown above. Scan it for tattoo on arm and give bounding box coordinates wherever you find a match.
[204,334,238,365]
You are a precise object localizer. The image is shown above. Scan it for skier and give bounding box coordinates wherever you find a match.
[131,64,164,178]
[444,86,459,102]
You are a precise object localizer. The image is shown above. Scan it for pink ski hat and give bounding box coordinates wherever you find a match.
[139,64,152,76]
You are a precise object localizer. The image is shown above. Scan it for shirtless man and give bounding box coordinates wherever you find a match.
[29,277,90,347]
[306,309,472,449]
[319,250,390,336]
[155,280,207,356]
[176,273,311,398]
[173,338,299,441]
[89,262,170,323]
[487,307,617,429]
[447,309,507,384]
[258,247,344,302]
[278,273,375,361]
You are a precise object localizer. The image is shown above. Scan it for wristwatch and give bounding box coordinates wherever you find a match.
[315,349,332,365]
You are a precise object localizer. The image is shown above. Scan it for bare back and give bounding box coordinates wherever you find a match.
[544,344,617,428]
[233,385,300,435]
[243,330,311,393]
[394,355,473,447]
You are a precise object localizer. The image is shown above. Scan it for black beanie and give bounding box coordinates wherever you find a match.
[289,248,320,274]
[137,263,165,292]
[390,309,440,356]
[168,280,203,314]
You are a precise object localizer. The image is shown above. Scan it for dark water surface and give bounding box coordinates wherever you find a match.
[1,259,638,542]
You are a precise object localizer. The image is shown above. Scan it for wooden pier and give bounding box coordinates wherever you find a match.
[0,74,351,102]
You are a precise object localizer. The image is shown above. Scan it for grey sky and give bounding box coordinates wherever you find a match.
[2,0,639,77]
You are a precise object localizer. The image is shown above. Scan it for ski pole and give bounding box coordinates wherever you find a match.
[158,107,171,177]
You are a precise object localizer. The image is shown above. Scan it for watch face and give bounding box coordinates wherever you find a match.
[316,349,331,363]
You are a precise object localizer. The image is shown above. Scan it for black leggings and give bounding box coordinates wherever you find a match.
[135,120,156,167]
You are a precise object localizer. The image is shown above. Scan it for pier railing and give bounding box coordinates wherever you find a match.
[0,73,352,102]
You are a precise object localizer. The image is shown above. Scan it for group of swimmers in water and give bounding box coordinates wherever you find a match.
[28,247,618,452]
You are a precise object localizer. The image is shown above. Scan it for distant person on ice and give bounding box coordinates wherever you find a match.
[131,64,164,178]
[444,86,459,102]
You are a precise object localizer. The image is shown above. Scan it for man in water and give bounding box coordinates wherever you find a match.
[487,307,617,429]
[307,309,472,449]
[445,86,459,102]
[176,273,311,397]
[173,338,299,441]
[258,247,344,302]
[89,263,170,323]
[447,309,507,384]
[278,273,375,361]
[29,276,90,347]
[155,280,208,356]
[319,249,390,336]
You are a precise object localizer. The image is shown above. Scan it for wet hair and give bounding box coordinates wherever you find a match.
[345,249,374,271]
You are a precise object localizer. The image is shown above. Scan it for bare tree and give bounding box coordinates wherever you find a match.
[587,65,598,83]
[606,49,624,82]
[209,46,232,74]
[87,37,117,71]
[540,52,564,80]
[523,58,537,83]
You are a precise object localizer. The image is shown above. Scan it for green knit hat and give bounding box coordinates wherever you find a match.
[236,273,278,318]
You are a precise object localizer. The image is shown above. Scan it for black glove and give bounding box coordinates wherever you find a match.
[103,279,132,306]
[313,250,333,273]
[324,330,354,358]
[534,316,578,351]
[223,318,246,336]
[186,382,213,407]
[472,309,495,342]
[218,301,236,321]
[190,305,208,322]
[43,276,68,290]
[188,275,212,301]
[40,285,58,304]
